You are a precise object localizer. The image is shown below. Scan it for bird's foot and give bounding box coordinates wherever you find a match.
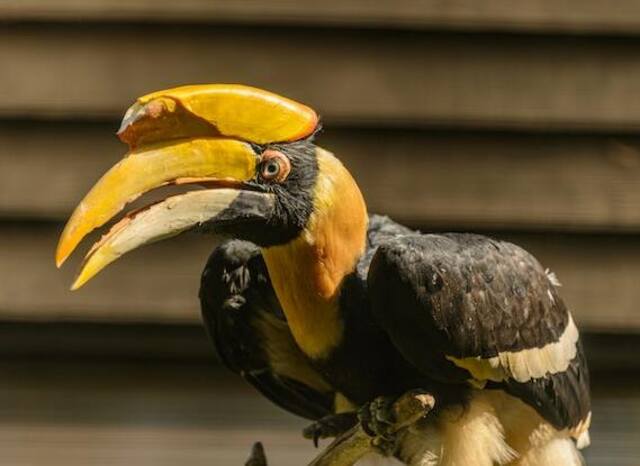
[358,390,436,457]
[358,395,398,456]
[305,390,435,466]
[303,412,359,447]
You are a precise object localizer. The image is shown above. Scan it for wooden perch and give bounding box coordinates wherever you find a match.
[309,391,435,466]
[244,391,436,466]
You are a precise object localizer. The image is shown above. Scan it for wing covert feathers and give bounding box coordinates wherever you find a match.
[367,232,591,434]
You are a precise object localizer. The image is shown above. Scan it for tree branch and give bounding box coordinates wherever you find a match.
[244,391,435,466]
[308,391,435,466]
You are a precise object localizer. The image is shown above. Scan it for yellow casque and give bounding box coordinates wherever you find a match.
[118,84,319,148]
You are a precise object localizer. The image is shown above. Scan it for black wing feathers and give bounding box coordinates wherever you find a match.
[200,240,333,420]
[368,232,590,430]
[371,234,569,357]
[502,338,591,430]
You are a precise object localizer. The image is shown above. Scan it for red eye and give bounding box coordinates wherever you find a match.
[260,150,291,182]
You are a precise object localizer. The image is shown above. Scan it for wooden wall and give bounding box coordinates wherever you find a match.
[2,5,640,331]
[1,3,640,465]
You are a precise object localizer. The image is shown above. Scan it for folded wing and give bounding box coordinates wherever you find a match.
[367,233,591,438]
[200,240,334,420]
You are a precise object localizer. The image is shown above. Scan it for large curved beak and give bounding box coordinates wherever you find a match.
[56,138,257,267]
[56,84,318,289]
[56,137,274,289]
[70,188,275,290]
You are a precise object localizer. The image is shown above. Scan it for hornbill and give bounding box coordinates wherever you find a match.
[56,84,591,466]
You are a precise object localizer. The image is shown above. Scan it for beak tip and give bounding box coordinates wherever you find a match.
[55,244,70,268]
[70,273,87,291]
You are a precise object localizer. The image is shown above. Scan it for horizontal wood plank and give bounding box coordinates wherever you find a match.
[3,122,640,231]
[0,361,314,466]
[0,424,314,466]
[4,0,640,36]
[0,359,636,466]
[0,224,212,324]
[336,130,640,232]
[0,223,638,331]
[0,321,212,360]
[5,25,640,131]
[1,321,638,374]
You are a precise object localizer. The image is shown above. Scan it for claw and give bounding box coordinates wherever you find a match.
[303,412,359,448]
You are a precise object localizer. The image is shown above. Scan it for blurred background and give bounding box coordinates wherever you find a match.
[1,1,640,465]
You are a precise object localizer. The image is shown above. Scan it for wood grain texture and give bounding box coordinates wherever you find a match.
[4,0,640,35]
[0,321,212,359]
[1,321,639,373]
[5,25,640,131]
[3,122,640,231]
[333,130,640,232]
[0,7,636,464]
[0,359,636,466]
[0,223,211,323]
[0,223,638,331]
[0,361,315,466]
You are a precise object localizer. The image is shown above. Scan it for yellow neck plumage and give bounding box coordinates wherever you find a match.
[261,148,368,359]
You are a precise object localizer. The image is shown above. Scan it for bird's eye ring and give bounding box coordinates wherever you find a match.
[260,150,291,183]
